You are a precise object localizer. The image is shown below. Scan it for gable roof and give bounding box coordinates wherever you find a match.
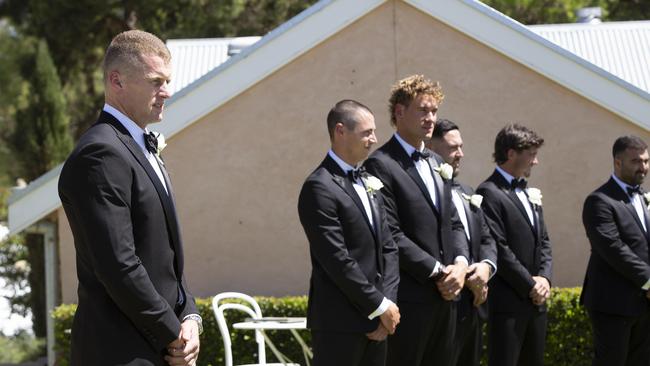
[530,21,650,94]
[166,36,261,95]
[8,0,650,234]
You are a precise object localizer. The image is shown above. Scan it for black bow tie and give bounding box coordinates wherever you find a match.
[411,150,430,161]
[144,132,158,155]
[511,178,528,190]
[627,185,643,197]
[348,167,365,182]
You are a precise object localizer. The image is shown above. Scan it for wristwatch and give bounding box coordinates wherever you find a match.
[431,264,447,282]
[183,314,203,335]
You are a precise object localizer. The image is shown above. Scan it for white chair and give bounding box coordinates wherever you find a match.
[212,292,300,366]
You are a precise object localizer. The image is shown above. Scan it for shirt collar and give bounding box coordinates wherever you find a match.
[394,133,424,157]
[103,103,149,154]
[328,150,356,174]
[612,173,636,197]
[496,165,515,185]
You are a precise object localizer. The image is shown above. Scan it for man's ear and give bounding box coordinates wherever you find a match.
[108,71,123,89]
[394,104,405,121]
[506,148,517,161]
[334,122,345,137]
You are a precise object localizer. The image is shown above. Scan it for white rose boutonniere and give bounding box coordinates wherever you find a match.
[462,193,483,208]
[527,187,543,206]
[433,163,454,180]
[154,132,167,157]
[362,175,384,194]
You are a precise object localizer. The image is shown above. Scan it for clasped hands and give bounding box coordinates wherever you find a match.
[366,302,400,341]
[529,276,550,305]
[165,319,200,366]
[437,262,490,306]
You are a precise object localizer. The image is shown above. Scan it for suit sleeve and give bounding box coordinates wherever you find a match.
[365,157,439,283]
[477,185,535,299]
[476,209,498,268]
[179,274,198,319]
[583,194,650,287]
[60,143,180,351]
[537,207,553,282]
[379,196,400,302]
[298,179,385,315]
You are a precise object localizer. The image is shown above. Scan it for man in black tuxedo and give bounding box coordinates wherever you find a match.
[476,124,552,366]
[364,75,469,366]
[427,119,497,366]
[298,100,401,366]
[581,135,650,366]
[58,30,201,366]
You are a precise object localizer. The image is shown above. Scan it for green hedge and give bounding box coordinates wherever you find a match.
[52,288,592,366]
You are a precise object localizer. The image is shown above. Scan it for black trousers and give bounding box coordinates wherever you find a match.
[312,330,387,366]
[488,309,547,366]
[588,308,650,366]
[450,293,482,366]
[387,299,456,366]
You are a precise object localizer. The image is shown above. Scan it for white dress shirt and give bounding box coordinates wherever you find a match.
[496,166,534,226]
[451,187,497,277]
[394,133,438,208]
[328,150,390,319]
[103,104,168,194]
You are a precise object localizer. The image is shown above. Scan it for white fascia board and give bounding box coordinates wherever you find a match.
[406,0,650,130]
[8,167,61,234]
[157,0,386,138]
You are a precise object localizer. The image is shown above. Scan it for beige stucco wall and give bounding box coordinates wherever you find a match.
[57,0,650,303]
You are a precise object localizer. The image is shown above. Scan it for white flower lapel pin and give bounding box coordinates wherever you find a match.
[433,163,454,180]
[527,187,543,206]
[362,175,384,194]
[462,193,483,208]
[154,132,167,157]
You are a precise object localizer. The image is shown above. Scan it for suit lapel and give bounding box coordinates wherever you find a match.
[386,137,438,215]
[454,185,476,260]
[101,113,184,275]
[324,157,375,234]
[490,170,536,236]
[426,154,445,215]
[366,187,384,273]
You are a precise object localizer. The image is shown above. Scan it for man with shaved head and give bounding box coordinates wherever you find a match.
[59,30,201,366]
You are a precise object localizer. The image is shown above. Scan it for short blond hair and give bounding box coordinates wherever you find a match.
[102,30,170,81]
[388,75,444,126]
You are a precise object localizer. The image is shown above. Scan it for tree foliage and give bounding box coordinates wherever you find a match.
[482,0,650,24]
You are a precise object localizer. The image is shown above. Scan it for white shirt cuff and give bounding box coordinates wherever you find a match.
[454,256,469,266]
[642,279,650,291]
[429,261,442,277]
[368,297,392,320]
[482,259,497,279]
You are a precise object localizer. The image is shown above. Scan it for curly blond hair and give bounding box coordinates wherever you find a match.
[103,30,170,82]
[388,75,444,126]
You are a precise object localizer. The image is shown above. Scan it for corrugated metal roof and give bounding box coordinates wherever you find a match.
[530,21,650,93]
[166,36,261,94]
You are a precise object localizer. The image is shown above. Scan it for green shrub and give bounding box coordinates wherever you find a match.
[52,296,308,366]
[52,289,593,366]
[0,332,46,363]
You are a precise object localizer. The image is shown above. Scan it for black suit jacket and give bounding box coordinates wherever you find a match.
[477,170,552,313]
[452,181,498,319]
[581,177,650,317]
[298,155,399,333]
[364,136,468,304]
[58,111,197,366]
